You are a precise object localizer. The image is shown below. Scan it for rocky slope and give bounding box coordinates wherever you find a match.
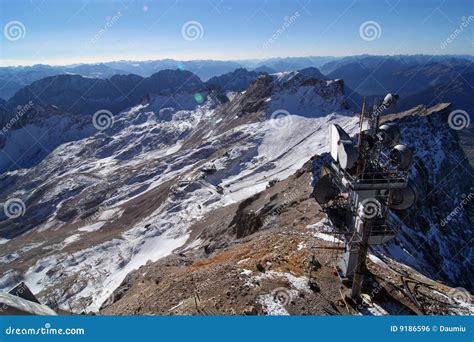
[377,104,474,292]
[101,142,473,316]
[0,70,210,172]
[0,70,359,313]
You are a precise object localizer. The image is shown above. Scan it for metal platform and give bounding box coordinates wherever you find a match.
[328,162,408,191]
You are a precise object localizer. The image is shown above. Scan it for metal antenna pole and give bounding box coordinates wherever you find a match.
[350,216,372,299]
[356,97,366,178]
[358,96,366,139]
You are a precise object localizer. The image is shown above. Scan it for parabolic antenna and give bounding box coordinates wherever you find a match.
[389,182,417,210]
[389,144,413,171]
[382,93,399,108]
[312,173,339,205]
[329,124,359,169]
[378,123,400,147]
[329,124,351,162]
[337,140,359,170]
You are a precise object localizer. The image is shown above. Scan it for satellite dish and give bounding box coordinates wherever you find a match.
[390,183,417,210]
[312,173,339,205]
[378,123,400,147]
[337,140,358,169]
[389,144,413,170]
[382,93,399,108]
[329,124,351,162]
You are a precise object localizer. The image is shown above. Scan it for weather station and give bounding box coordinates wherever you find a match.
[313,94,417,305]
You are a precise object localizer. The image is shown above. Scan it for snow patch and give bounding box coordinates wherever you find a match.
[368,254,390,270]
[78,222,106,233]
[313,232,343,244]
[258,294,290,316]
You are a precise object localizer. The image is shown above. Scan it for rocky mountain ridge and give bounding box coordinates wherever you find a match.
[0,67,471,315]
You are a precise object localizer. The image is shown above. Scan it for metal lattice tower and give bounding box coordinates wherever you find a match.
[313,94,416,300]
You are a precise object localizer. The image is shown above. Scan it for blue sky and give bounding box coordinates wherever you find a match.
[0,0,473,66]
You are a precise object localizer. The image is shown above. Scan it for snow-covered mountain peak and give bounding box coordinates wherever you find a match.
[268,71,348,117]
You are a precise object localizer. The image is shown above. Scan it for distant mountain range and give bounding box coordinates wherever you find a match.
[1,67,348,119]
[324,56,473,93]
[320,56,474,114]
[1,54,473,122]
[0,64,127,100]
[6,70,207,117]
[1,56,336,100]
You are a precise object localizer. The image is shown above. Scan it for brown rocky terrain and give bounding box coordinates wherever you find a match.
[100,155,472,316]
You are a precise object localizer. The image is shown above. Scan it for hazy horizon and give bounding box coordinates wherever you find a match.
[1,0,473,67]
[1,53,474,68]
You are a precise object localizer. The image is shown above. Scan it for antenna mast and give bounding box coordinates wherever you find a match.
[313,93,416,304]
